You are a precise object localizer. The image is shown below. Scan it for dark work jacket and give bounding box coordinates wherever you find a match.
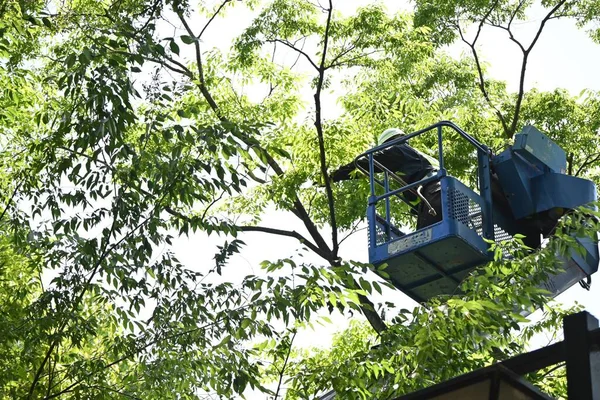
[331,143,437,204]
[331,143,436,184]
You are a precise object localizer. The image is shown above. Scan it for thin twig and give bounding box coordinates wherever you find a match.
[274,331,296,399]
[325,43,357,69]
[539,362,565,379]
[328,48,383,69]
[288,38,305,70]
[266,38,319,71]
[0,180,23,222]
[201,190,227,221]
[338,223,367,246]
[575,152,600,176]
[199,0,232,39]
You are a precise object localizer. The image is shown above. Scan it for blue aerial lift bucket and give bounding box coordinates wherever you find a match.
[355,121,598,303]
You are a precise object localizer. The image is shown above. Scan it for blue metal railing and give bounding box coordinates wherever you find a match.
[354,121,494,251]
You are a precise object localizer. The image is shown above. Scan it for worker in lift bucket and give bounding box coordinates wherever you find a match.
[330,128,442,229]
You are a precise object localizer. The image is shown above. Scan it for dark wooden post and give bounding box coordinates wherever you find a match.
[564,311,600,399]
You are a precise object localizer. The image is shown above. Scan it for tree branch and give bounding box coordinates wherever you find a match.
[338,221,366,246]
[235,225,330,260]
[485,22,526,53]
[288,39,305,71]
[309,3,387,333]
[165,203,332,262]
[508,0,567,137]
[508,0,526,30]
[177,12,220,113]
[567,152,574,176]
[133,0,162,35]
[201,190,227,221]
[455,8,511,137]
[328,257,389,333]
[356,284,388,333]
[105,46,194,77]
[314,0,339,257]
[324,43,356,69]
[175,9,332,257]
[539,362,565,379]
[130,3,385,335]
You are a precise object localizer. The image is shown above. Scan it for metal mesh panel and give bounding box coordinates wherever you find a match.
[447,187,482,232]
[447,187,513,244]
[369,184,514,251]
[374,224,387,246]
[371,219,403,246]
[494,225,512,242]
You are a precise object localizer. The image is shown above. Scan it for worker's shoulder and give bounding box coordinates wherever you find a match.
[390,142,421,155]
[380,142,412,151]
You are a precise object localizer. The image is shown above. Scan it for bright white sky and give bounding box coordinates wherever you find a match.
[165,0,600,393]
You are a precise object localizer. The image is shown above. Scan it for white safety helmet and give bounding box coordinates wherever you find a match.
[377,128,405,146]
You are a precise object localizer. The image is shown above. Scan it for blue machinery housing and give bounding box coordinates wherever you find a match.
[355,121,599,303]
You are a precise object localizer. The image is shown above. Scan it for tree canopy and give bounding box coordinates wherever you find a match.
[0,0,599,398]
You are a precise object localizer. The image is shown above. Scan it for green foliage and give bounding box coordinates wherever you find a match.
[0,0,598,398]
[413,0,600,46]
[279,212,598,399]
[519,89,600,180]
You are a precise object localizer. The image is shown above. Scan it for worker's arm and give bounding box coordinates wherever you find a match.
[330,146,407,182]
[330,161,360,182]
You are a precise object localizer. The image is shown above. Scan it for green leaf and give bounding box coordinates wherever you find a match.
[372,281,382,294]
[65,54,76,68]
[169,40,180,55]
[82,47,92,61]
[328,292,337,307]
[181,35,196,44]
[358,277,371,293]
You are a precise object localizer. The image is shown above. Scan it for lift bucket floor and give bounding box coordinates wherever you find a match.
[381,236,491,303]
